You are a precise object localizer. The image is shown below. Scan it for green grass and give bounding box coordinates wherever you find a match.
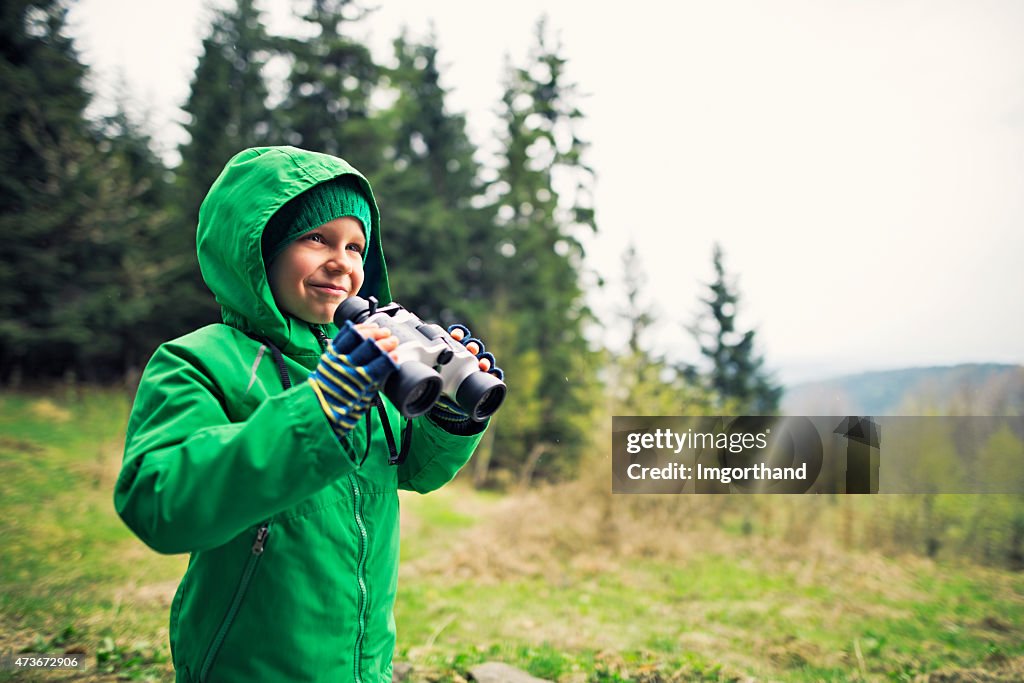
[1,387,1023,682]
[391,541,1023,681]
[393,484,1024,680]
[0,388,183,681]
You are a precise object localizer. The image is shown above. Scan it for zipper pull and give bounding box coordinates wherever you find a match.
[311,325,329,351]
[252,524,270,554]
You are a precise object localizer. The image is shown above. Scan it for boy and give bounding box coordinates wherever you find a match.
[114,146,500,682]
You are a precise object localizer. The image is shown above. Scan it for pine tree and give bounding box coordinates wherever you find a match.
[372,30,494,323]
[171,0,275,338]
[0,2,184,381]
[275,0,385,174]
[177,0,274,221]
[688,243,783,414]
[614,244,715,416]
[483,18,599,482]
[89,101,178,378]
[0,0,93,381]
[619,243,657,358]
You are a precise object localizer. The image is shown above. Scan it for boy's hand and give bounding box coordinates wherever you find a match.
[449,326,500,375]
[428,324,504,432]
[309,321,400,441]
[352,323,501,376]
[353,322,399,362]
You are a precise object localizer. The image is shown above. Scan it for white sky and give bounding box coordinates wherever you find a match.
[67,0,1024,384]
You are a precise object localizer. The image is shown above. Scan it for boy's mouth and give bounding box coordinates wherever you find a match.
[309,282,348,296]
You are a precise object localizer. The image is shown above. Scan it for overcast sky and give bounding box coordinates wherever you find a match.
[67,0,1024,384]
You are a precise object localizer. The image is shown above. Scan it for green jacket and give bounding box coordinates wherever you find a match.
[114,147,485,682]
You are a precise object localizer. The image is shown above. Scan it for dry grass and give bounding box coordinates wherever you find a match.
[4,389,1024,681]
[398,456,1024,681]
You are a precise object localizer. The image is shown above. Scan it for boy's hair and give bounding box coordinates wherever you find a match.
[261,175,373,265]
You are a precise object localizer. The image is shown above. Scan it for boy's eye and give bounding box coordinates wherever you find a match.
[304,233,326,244]
[347,243,365,254]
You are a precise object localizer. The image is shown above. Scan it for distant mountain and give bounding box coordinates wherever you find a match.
[782,363,1024,416]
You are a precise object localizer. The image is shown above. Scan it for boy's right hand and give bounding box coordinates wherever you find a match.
[353,323,400,362]
[308,321,400,440]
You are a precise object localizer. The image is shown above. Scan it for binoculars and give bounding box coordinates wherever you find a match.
[334,296,506,422]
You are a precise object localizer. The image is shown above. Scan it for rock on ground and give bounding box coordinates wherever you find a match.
[467,661,554,683]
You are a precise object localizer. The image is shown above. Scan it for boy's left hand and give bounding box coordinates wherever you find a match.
[427,324,504,430]
[448,325,502,378]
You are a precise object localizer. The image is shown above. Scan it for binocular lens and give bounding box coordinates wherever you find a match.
[335,296,371,325]
[474,385,506,421]
[456,371,507,422]
[384,362,442,418]
[405,381,437,415]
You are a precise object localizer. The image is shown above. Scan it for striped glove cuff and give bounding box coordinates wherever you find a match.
[429,394,472,426]
[309,321,399,439]
[427,395,489,435]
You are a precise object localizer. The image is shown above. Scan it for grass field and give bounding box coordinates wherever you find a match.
[1,388,1022,682]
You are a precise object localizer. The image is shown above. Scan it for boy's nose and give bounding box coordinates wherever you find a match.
[325,253,352,274]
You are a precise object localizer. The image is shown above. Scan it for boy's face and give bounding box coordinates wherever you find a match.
[267,216,366,324]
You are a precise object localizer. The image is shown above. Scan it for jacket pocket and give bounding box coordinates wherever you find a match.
[197,522,271,683]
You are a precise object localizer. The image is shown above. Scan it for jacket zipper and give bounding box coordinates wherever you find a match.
[350,475,369,683]
[319,324,369,680]
[199,523,271,683]
[311,325,329,351]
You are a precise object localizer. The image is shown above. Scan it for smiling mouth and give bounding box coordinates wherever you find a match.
[310,283,347,296]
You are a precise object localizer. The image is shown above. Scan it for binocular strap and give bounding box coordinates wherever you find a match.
[371,394,412,467]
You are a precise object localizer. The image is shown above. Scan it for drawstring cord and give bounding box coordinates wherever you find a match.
[264,340,293,390]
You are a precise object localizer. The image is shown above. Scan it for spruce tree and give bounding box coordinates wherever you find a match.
[620,243,656,358]
[372,31,494,323]
[173,0,275,337]
[614,244,715,415]
[616,243,662,411]
[484,18,599,482]
[0,0,92,381]
[0,2,182,381]
[275,0,385,175]
[177,0,274,221]
[90,101,177,378]
[688,243,783,414]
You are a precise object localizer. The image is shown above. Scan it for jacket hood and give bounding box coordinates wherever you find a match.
[197,146,391,359]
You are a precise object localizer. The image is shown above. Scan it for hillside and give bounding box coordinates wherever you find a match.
[782,363,1024,416]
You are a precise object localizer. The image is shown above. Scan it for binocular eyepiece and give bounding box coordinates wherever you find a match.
[334,296,506,422]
